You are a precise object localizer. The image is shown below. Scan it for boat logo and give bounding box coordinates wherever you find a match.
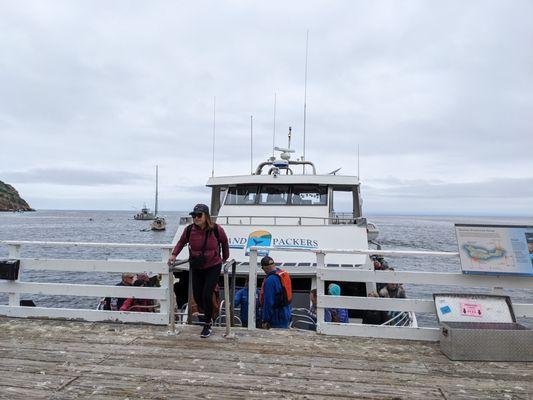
[245,230,272,256]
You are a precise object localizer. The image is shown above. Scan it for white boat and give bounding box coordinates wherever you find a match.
[150,165,166,231]
[171,134,413,326]
[150,216,166,231]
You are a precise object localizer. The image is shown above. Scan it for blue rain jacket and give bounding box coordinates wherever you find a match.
[234,287,260,326]
[324,307,349,323]
[261,269,292,328]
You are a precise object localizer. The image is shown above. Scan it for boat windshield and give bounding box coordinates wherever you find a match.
[225,185,258,205]
[258,185,289,205]
[290,185,327,205]
[224,185,329,206]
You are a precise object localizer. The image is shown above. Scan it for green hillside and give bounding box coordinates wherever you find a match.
[0,181,34,211]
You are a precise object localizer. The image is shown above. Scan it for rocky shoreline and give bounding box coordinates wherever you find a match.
[0,180,34,211]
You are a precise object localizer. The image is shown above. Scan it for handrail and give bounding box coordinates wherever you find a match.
[223,259,236,338]
[251,246,459,257]
[255,160,317,175]
[207,215,366,226]
[0,241,173,325]
[246,246,533,341]
[168,259,190,334]
[0,240,173,249]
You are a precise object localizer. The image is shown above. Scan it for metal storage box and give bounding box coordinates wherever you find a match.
[434,293,533,362]
[0,259,20,280]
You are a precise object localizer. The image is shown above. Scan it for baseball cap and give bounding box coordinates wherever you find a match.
[189,203,209,216]
[260,256,275,267]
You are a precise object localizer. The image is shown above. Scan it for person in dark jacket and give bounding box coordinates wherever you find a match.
[362,291,386,325]
[167,204,229,338]
[103,272,135,311]
[259,256,291,329]
[119,274,157,312]
[234,279,260,327]
[324,283,349,323]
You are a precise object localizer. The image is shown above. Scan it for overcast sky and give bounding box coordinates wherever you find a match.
[1,1,532,215]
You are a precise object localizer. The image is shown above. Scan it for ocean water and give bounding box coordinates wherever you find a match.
[0,210,532,327]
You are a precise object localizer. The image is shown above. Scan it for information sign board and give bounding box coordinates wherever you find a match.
[455,224,533,276]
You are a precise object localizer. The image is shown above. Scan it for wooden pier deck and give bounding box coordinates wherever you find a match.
[0,317,531,399]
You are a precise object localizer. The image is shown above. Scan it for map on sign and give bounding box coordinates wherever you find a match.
[455,224,533,276]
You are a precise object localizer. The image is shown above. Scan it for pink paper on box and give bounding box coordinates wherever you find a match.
[460,303,483,317]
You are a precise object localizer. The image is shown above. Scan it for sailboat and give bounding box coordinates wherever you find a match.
[150,166,166,231]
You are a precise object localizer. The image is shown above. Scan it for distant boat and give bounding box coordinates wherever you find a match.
[134,203,155,220]
[150,216,166,231]
[149,165,166,231]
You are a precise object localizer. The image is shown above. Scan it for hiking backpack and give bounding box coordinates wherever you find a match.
[260,268,292,307]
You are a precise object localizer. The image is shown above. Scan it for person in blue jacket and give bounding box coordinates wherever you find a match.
[324,283,349,323]
[259,256,291,329]
[234,279,260,328]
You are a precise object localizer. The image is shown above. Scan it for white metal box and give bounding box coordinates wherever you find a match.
[434,293,533,361]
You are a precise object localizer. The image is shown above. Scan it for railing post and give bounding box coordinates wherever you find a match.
[364,255,377,295]
[7,244,21,307]
[223,261,235,338]
[248,249,258,330]
[159,249,171,319]
[230,261,236,327]
[315,251,326,334]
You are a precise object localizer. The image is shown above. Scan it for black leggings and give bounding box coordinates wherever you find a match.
[191,264,221,323]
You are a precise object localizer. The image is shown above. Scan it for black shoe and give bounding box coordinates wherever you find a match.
[200,323,212,338]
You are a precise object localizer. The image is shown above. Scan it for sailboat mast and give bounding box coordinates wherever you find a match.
[154,165,159,216]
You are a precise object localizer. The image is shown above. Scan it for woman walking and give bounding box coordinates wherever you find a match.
[168,204,229,338]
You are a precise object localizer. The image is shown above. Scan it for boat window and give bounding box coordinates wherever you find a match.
[290,185,327,205]
[224,185,259,205]
[258,185,289,205]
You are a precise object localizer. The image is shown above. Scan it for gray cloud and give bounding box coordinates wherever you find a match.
[365,177,533,199]
[0,1,532,214]
[3,168,148,186]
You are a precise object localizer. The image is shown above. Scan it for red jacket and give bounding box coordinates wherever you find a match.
[120,298,156,312]
[172,224,229,269]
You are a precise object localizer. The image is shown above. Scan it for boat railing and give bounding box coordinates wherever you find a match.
[0,240,174,325]
[181,215,365,226]
[245,246,533,341]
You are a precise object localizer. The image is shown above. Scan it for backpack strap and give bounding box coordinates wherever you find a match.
[187,223,222,257]
[212,224,222,257]
[185,224,194,243]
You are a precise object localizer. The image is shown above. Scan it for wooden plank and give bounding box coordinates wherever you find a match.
[0,281,167,299]
[0,317,531,400]
[318,321,440,341]
[0,306,168,324]
[20,258,167,274]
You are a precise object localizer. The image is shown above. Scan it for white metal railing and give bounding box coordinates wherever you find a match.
[0,240,173,324]
[246,246,533,341]
[181,215,366,226]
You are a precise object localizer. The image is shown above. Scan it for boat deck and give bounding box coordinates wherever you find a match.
[0,317,531,399]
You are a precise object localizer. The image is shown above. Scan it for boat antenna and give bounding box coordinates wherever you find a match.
[357,144,360,180]
[272,92,277,157]
[154,165,158,216]
[302,30,309,174]
[288,126,292,149]
[211,96,216,177]
[250,115,254,174]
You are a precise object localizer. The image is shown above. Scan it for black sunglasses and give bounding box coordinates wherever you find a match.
[192,213,204,218]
